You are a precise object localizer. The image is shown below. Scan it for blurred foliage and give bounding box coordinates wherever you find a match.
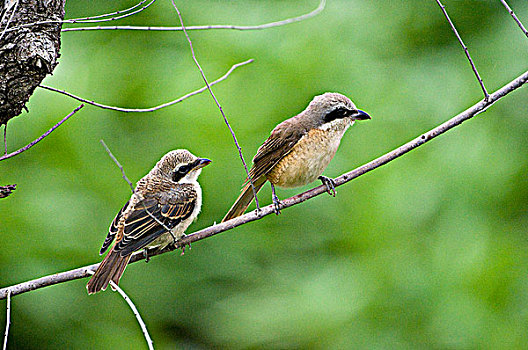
[1,0,528,348]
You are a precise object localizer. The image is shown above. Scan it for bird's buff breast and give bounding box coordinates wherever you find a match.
[267,123,350,188]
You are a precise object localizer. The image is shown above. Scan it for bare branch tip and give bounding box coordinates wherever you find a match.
[0,104,83,162]
[499,0,528,38]
[3,289,11,350]
[108,281,154,350]
[435,0,488,99]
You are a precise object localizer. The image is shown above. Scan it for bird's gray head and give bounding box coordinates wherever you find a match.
[152,149,211,183]
[307,92,370,126]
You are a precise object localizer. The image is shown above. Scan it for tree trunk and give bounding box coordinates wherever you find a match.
[0,0,65,126]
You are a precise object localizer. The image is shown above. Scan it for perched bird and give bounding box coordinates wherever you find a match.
[87,149,211,294]
[222,92,370,222]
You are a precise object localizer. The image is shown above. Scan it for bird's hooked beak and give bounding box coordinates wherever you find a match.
[193,158,212,169]
[350,109,371,121]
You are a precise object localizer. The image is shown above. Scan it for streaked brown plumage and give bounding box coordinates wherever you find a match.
[222,92,370,222]
[87,149,211,294]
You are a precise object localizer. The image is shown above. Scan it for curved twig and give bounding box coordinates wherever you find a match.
[109,281,154,350]
[1,68,527,300]
[1,0,155,34]
[61,0,326,32]
[85,270,154,350]
[39,60,253,113]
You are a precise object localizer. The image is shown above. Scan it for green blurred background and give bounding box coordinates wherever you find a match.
[1,0,528,348]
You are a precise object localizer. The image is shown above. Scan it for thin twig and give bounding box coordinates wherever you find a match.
[39,60,253,113]
[171,2,260,211]
[62,0,326,32]
[3,125,6,155]
[1,0,155,34]
[1,68,527,301]
[0,104,84,161]
[0,0,19,42]
[2,289,11,350]
[85,270,154,350]
[435,0,489,101]
[65,0,156,24]
[100,140,134,192]
[67,0,148,21]
[499,0,528,38]
[109,281,154,350]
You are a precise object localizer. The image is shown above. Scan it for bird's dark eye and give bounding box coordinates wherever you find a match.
[172,164,191,182]
[323,107,349,123]
[178,164,191,174]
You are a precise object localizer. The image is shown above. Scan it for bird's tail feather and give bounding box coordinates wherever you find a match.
[222,176,266,222]
[86,249,131,294]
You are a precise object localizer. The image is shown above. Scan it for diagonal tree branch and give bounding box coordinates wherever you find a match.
[1,68,527,301]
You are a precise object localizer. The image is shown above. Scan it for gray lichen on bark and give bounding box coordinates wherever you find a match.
[0,0,65,126]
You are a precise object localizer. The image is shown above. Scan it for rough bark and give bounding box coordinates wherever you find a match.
[0,0,65,125]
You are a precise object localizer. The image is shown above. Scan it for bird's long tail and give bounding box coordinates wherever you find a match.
[86,249,131,294]
[222,176,266,222]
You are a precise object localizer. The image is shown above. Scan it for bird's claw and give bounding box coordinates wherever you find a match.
[143,248,150,263]
[169,234,189,255]
[272,193,282,215]
[180,242,191,256]
[318,175,337,197]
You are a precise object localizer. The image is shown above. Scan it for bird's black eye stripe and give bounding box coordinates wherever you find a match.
[323,107,352,123]
[172,163,192,182]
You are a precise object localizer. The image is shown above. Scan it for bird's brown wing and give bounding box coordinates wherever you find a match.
[248,121,307,182]
[114,185,197,256]
[99,199,130,255]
